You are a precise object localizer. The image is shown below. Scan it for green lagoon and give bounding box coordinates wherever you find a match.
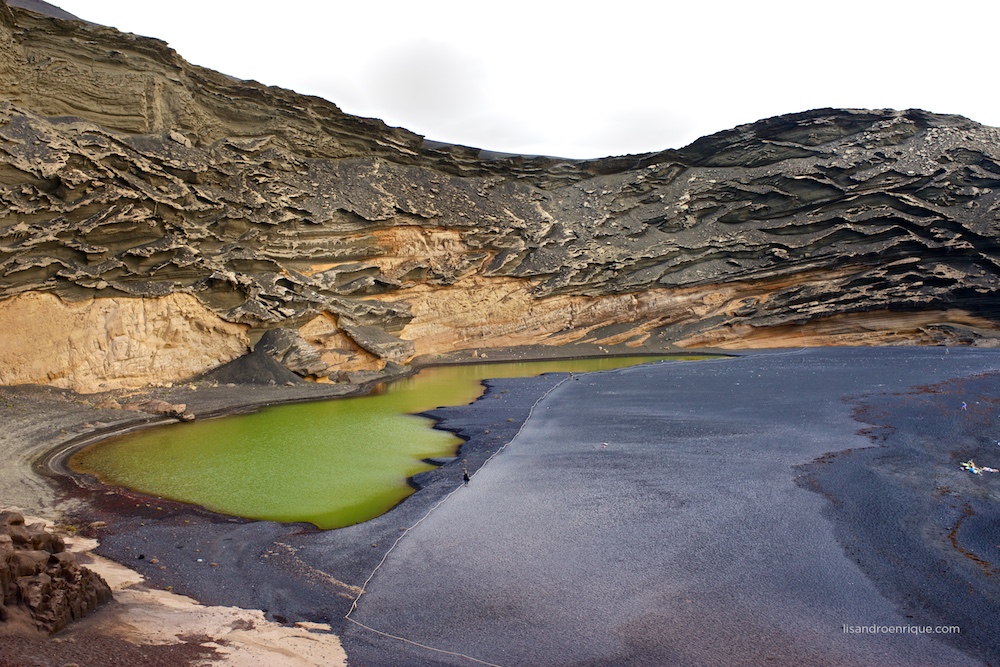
[71,356,703,529]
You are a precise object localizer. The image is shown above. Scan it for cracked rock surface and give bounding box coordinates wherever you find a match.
[0,511,112,634]
[2,2,1000,391]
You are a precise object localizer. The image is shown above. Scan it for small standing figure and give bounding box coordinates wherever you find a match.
[462,459,470,485]
[962,402,968,411]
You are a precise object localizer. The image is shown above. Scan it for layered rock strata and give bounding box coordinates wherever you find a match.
[0,511,112,634]
[2,1,1000,392]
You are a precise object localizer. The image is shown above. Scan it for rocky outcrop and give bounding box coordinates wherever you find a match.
[255,328,328,377]
[0,511,112,634]
[2,1,1000,391]
[0,291,249,392]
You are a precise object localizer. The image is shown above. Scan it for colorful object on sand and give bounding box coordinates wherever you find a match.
[960,459,999,475]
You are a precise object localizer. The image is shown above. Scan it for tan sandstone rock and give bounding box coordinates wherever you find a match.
[0,292,248,393]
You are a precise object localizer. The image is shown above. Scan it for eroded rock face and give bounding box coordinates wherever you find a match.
[255,328,328,377]
[2,2,1000,390]
[0,511,112,634]
[0,291,249,393]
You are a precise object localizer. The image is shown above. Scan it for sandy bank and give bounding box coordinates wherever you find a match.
[0,513,346,666]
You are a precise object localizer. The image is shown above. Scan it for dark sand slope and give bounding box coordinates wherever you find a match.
[802,367,1000,666]
[5,0,81,20]
[343,348,1000,666]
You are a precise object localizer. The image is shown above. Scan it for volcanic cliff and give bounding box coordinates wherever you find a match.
[3,2,1000,392]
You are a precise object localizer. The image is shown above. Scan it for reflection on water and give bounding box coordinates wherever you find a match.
[71,356,706,529]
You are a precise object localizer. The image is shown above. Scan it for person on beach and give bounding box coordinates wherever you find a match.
[462,459,470,485]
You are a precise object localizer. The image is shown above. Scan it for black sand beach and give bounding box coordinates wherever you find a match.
[341,348,1000,666]
[4,347,1000,666]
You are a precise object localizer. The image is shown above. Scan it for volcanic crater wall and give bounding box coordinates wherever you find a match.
[3,2,1000,392]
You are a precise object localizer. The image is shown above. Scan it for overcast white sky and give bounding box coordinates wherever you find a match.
[52,0,1000,159]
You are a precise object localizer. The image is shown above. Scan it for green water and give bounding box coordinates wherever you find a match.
[71,356,701,529]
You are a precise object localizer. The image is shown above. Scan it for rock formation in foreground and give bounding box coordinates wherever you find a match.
[2,1,1000,392]
[0,511,112,634]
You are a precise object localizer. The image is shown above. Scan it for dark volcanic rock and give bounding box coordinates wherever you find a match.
[255,327,328,377]
[4,0,79,21]
[2,0,1000,391]
[0,511,112,634]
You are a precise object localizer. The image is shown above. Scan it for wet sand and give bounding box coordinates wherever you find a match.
[3,348,1000,665]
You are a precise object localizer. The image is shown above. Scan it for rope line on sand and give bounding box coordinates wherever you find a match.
[344,373,574,666]
[343,616,505,667]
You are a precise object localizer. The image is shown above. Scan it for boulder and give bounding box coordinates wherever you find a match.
[126,400,196,422]
[255,328,328,377]
[0,512,112,634]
